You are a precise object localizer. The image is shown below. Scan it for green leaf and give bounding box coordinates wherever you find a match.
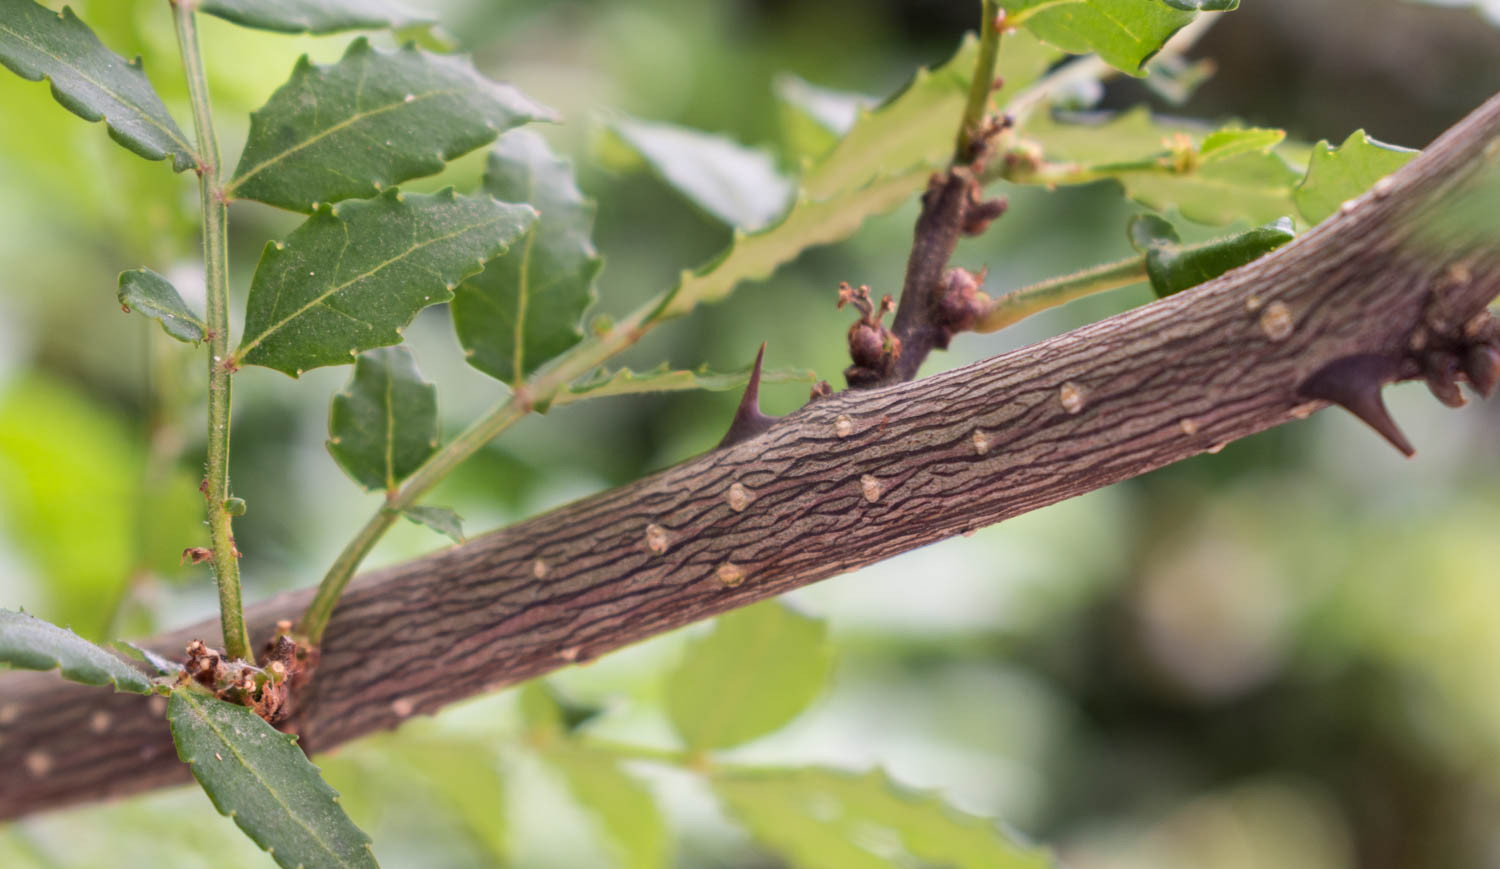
[805,31,1058,201]
[543,744,669,869]
[118,268,205,344]
[552,361,816,408]
[0,608,153,693]
[1126,212,1180,251]
[200,0,433,34]
[1006,0,1233,75]
[1294,129,1419,225]
[715,767,1053,869]
[606,117,794,231]
[167,690,378,869]
[235,189,536,376]
[327,347,438,491]
[452,130,602,385]
[1025,109,1303,224]
[400,504,464,543]
[775,74,876,163]
[0,0,195,171]
[228,39,553,212]
[1199,127,1286,162]
[389,739,506,861]
[1133,215,1297,297]
[115,640,185,676]
[665,602,832,751]
[520,682,606,734]
[655,33,1059,321]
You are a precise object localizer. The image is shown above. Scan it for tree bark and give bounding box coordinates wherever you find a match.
[3,92,1498,822]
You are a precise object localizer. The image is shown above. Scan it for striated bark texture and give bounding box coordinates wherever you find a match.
[2,92,1498,822]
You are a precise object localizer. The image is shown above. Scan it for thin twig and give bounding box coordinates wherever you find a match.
[172,0,251,661]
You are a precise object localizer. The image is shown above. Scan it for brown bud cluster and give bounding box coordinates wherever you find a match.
[839,282,901,387]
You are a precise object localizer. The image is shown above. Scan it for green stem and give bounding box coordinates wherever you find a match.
[974,255,1148,333]
[955,0,1004,163]
[173,1,251,661]
[298,304,655,643]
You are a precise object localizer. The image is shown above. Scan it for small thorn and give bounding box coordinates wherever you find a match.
[1463,343,1500,397]
[717,343,779,449]
[1297,354,1415,457]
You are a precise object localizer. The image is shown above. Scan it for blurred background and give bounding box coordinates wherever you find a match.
[1,0,1498,866]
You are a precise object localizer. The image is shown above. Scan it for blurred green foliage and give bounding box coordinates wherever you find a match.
[2,0,1499,867]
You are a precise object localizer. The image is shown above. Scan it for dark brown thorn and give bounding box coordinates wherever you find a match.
[1297,354,1415,457]
[1423,350,1467,408]
[717,343,779,449]
[1463,343,1500,397]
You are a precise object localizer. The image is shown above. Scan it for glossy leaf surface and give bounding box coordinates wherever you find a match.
[118,268,206,343]
[229,39,553,212]
[0,0,194,171]
[453,131,601,385]
[235,189,535,376]
[327,347,438,491]
[168,690,378,869]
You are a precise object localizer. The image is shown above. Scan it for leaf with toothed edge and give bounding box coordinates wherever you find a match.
[327,347,438,491]
[604,117,795,231]
[652,33,1060,322]
[200,0,432,34]
[453,130,602,385]
[118,268,205,343]
[1294,130,1418,225]
[0,0,195,171]
[553,361,815,408]
[1023,108,1304,225]
[400,505,464,543]
[167,690,379,869]
[1003,0,1236,76]
[0,609,154,694]
[666,602,832,751]
[235,189,536,377]
[715,767,1054,869]
[775,74,876,163]
[228,38,554,212]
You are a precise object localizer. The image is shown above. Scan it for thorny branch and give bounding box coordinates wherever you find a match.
[2,88,1498,820]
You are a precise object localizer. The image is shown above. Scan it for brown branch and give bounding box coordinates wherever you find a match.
[3,92,1499,822]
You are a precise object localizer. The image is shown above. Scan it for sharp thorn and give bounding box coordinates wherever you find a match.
[717,343,780,449]
[1297,354,1416,458]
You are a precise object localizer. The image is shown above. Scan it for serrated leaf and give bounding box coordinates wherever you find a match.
[553,362,816,408]
[0,608,153,693]
[118,268,205,343]
[400,504,463,543]
[1295,129,1419,225]
[452,130,602,385]
[544,744,669,869]
[167,690,378,869]
[326,347,437,491]
[0,0,195,171]
[656,34,1058,321]
[235,189,536,376]
[805,31,1058,200]
[1025,109,1303,224]
[775,74,876,163]
[200,0,432,34]
[1006,0,1233,76]
[606,117,794,231]
[666,602,831,751]
[1136,215,1297,297]
[715,767,1053,869]
[115,640,185,676]
[228,39,553,212]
